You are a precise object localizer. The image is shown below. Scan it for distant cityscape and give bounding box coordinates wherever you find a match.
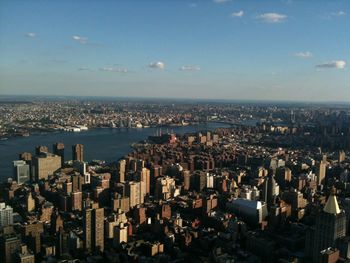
[1,98,350,262]
[0,0,349,262]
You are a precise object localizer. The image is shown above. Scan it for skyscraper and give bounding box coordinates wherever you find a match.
[13,160,30,185]
[306,189,346,262]
[262,175,279,207]
[83,206,104,253]
[72,144,84,162]
[53,142,65,166]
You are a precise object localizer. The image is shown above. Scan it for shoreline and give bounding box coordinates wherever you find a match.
[0,122,233,180]
[0,120,241,142]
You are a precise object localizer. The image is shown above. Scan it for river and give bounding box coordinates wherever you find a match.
[0,122,231,181]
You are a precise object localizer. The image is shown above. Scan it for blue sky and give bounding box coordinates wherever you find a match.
[0,0,349,101]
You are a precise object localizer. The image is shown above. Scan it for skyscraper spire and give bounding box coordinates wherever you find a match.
[323,187,341,214]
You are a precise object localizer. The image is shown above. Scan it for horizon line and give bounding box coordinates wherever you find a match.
[0,94,350,106]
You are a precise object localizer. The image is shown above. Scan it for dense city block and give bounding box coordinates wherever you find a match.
[1,100,350,262]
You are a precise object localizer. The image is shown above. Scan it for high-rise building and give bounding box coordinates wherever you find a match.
[56,228,69,257]
[0,231,21,263]
[113,222,128,245]
[275,167,292,189]
[262,175,279,207]
[33,153,61,181]
[161,204,171,220]
[0,203,13,227]
[125,181,142,208]
[19,152,32,162]
[338,150,346,163]
[62,181,72,194]
[83,207,104,253]
[316,161,326,186]
[71,174,83,192]
[137,167,150,195]
[83,208,91,251]
[50,212,63,234]
[112,195,130,213]
[226,198,268,226]
[53,143,65,166]
[155,176,176,200]
[150,165,162,194]
[26,192,35,212]
[118,159,126,183]
[93,207,104,252]
[133,206,146,224]
[281,189,307,215]
[21,222,44,255]
[136,159,145,171]
[183,170,191,191]
[306,190,346,262]
[14,244,35,263]
[71,191,82,211]
[13,160,30,184]
[35,145,48,155]
[193,172,206,192]
[72,144,84,162]
[206,173,214,188]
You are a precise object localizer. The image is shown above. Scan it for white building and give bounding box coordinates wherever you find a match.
[206,173,214,188]
[0,203,13,227]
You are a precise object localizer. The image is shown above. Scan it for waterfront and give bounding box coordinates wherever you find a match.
[0,122,231,180]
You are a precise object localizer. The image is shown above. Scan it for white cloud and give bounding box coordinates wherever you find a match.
[213,0,231,4]
[295,51,313,58]
[180,65,201,71]
[78,67,92,71]
[99,67,128,73]
[331,11,346,16]
[231,11,244,18]
[315,60,346,69]
[25,32,36,38]
[188,3,197,8]
[257,13,287,23]
[72,35,88,45]
[149,61,165,69]
[321,11,346,20]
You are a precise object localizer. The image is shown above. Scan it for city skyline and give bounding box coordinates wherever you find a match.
[0,0,349,101]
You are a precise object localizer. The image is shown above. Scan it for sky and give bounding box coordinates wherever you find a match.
[0,0,349,101]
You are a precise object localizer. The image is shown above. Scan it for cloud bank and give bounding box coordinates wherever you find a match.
[149,61,165,69]
[316,60,346,69]
[257,13,287,23]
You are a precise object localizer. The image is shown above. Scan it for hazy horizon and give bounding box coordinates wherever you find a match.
[2,94,350,107]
